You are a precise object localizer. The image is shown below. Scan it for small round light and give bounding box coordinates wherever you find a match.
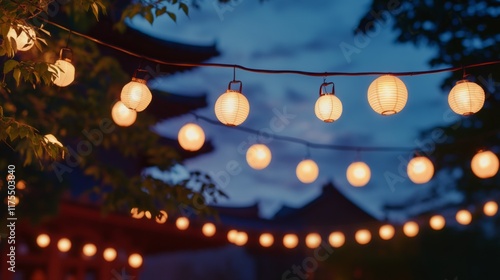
[128,253,143,269]
[178,123,205,151]
[296,159,319,184]
[328,232,345,248]
[283,234,299,249]
[379,224,395,240]
[305,233,322,249]
[57,238,71,252]
[227,230,238,243]
[367,75,408,115]
[246,144,272,170]
[202,223,216,237]
[471,150,499,179]
[355,229,371,245]
[130,208,144,219]
[448,80,485,115]
[144,211,152,219]
[315,94,343,122]
[214,90,250,126]
[16,180,26,190]
[429,215,446,230]
[234,231,248,246]
[82,243,97,257]
[7,24,36,51]
[456,209,472,225]
[403,221,419,237]
[52,59,75,87]
[176,217,189,230]
[155,210,168,224]
[407,156,434,184]
[259,233,274,248]
[112,101,137,127]
[484,201,498,217]
[36,234,50,248]
[120,78,152,112]
[346,161,371,187]
[103,248,117,262]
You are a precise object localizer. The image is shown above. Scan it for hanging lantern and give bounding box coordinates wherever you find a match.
[7,24,36,52]
[305,233,322,249]
[51,48,75,87]
[484,201,498,217]
[456,209,472,225]
[82,243,97,257]
[57,238,72,252]
[296,159,319,184]
[407,155,434,184]
[128,253,143,269]
[227,230,238,243]
[178,123,205,151]
[155,210,168,224]
[448,80,485,115]
[283,234,299,249]
[120,70,152,112]
[379,224,395,240]
[367,75,408,115]
[202,223,216,237]
[36,234,50,248]
[328,232,345,248]
[111,101,137,127]
[314,82,342,122]
[175,217,189,230]
[355,229,371,245]
[403,221,419,237]
[246,144,272,170]
[103,248,117,262]
[214,80,250,126]
[346,161,371,187]
[429,215,446,230]
[259,233,274,247]
[471,150,499,179]
[234,231,248,246]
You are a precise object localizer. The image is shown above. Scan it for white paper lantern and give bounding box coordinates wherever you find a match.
[407,156,434,184]
[296,159,319,184]
[178,123,205,151]
[214,90,250,126]
[367,75,408,115]
[448,80,485,115]
[7,24,36,51]
[283,234,299,249]
[346,161,371,187]
[259,233,274,247]
[305,233,322,249]
[429,215,446,230]
[246,144,272,170]
[471,150,499,179]
[355,229,371,245]
[456,209,472,225]
[379,224,395,240]
[328,232,345,248]
[403,221,419,237]
[202,223,216,237]
[315,82,342,122]
[112,101,137,127]
[120,77,152,112]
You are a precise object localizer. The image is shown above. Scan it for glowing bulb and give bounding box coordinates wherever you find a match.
[103,248,117,262]
[403,221,419,237]
[429,215,446,230]
[484,201,498,217]
[120,77,152,112]
[112,101,137,127]
[128,253,143,269]
[259,233,274,247]
[57,238,71,252]
[355,229,371,245]
[283,234,299,249]
[471,150,499,179]
[227,230,238,243]
[379,224,395,240]
[7,24,36,51]
[407,156,434,184]
[36,234,50,248]
[176,217,189,230]
[82,243,97,257]
[305,233,322,249]
[16,180,26,190]
[214,88,250,126]
[234,231,248,246]
[246,144,272,170]
[296,159,319,184]
[448,80,485,115]
[155,210,168,224]
[456,209,472,225]
[367,75,408,115]
[328,232,345,248]
[346,161,371,187]
[178,123,205,151]
[202,223,216,237]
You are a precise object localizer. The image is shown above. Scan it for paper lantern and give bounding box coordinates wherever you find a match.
[82,243,97,257]
[128,253,143,268]
[120,77,152,112]
[456,209,472,225]
[403,221,419,237]
[283,234,299,249]
[429,215,446,230]
[176,217,189,230]
[227,230,238,243]
[57,238,71,252]
[448,80,485,115]
[202,223,216,237]
[305,233,322,249]
[214,80,249,126]
[328,232,345,248]
[112,101,137,127]
[178,123,205,151]
[51,48,75,87]
[36,234,50,248]
[471,150,499,179]
[346,161,371,187]
[407,156,434,184]
[103,248,117,262]
[367,75,408,115]
[315,82,342,122]
[246,144,272,170]
[259,233,274,247]
[155,210,168,224]
[355,229,371,245]
[234,231,248,246]
[130,208,144,219]
[7,24,36,51]
[379,224,395,240]
[484,201,498,217]
[296,159,319,184]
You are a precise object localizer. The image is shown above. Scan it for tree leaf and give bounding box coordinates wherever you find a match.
[91,3,100,21]
[179,3,189,16]
[167,11,177,22]
[3,59,18,74]
[144,10,154,24]
[13,68,21,86]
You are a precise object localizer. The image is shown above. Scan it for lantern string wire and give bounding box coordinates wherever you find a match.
[42,19,500,78]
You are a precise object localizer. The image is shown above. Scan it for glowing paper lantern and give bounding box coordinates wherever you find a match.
[202,223,216,237]
[128,253,143,268]
[50,48,75,87]
[315,82,342,122]
[471,150,499,179]
[346,161,371,187]
[57,238,71,252]
[296,159,319,184]
[283,234,299,249]
[448,80,485,115]
[178,123,205,151]
[176,217,189,230]
[111,101,137,127]
[103,248,117,262]
[403,221,419,237]
[328,232,345,248]
[82,243,97,257]
[214,80,250,126]
[305,233,322,249]
[144,211,152,219]
[246,144,272,170]
[379,224,395,240]
[130,208,144,219]
[407,156,434,184]
[120,77,152,112]
[456,209,472,225]
[234,231,248,246]
[7,24,36,51]
[429,215,446,230]
[259,233,274,247]
[355,229,371,245]
[367,75,408,115]
[36,234,50,248]
[227,230,238,243]
[155,210,168,224]
[484,201,498,217]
